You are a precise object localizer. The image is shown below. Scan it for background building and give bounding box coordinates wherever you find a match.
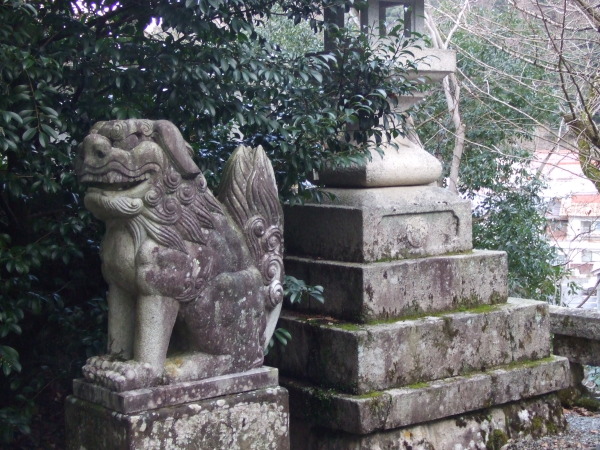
[534,131,600,308]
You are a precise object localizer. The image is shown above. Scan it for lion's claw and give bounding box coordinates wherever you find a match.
[83,356,161,392]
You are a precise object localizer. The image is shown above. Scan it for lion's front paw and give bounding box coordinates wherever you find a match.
[83,355,162,392]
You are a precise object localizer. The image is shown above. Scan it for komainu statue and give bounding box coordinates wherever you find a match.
[75,119,284,392]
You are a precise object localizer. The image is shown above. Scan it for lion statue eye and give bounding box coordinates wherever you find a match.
[124,133,140,149]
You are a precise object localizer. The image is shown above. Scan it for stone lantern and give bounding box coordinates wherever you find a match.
[269,2,570,447]
[325,0,424,39]
[320,0,455,187]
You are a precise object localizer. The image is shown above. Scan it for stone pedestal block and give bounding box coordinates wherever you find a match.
[277,171,567,447]
[288,393,566,450]
[317,137,443,187]
[284,186,472,263]
[282,356,569,435]
[267,298,551,394]
[65,368,289,450]
[285,250,507,322]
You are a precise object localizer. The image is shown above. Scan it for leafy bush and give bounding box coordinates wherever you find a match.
[0,0,420,444]
[416,10,565,301]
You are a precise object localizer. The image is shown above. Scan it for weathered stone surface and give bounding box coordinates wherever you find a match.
[318,137,443,187]
[549,306,600,366]
[549,305,600,340]
[285,250,507,322]
[553,334,600,366]
[66,386,289,450]
[284,185,472,263]
[266,298,551,394]
[72,366,279,414]
[282,356,569,434]
[288,393,565,450]
[75,120,284,391]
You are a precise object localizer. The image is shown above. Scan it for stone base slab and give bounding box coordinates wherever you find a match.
[284,186,472,263]
[285,250,508,322]
[66,385,289,450]
[549,306,600,366]
[72,366,279,414]
[267,298,551,394]
[553,334,600,366]
[282,356,569,434]
[289,393,566,450]
[550,305,600,340]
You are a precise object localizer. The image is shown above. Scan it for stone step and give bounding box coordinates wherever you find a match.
[290,394,565,450]
[284,186,472,263]
[285,250,507,322]
[282,356,569,436]
[266,298,550,394]
[550,306,600,366]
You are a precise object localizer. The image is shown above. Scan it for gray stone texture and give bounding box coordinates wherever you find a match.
[285,250,507,322]
[66,386,289,450]
[72,367,279,414]
[283,186,472,263]
[282,356,569,434]
[549,306,600,366]
[266,298,551,394]
[549,305,600,340]
[317,137,443,187]
[288,394,566,450]
[76,120,284,391]
[553,335,600,366]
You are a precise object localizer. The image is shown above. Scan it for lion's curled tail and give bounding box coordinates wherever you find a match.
[217,146,284,349]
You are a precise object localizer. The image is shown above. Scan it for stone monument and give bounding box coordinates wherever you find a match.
[66,119,289,449]
[266,2,570,448]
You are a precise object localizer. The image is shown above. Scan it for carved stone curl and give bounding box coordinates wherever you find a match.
[75,119,284,391]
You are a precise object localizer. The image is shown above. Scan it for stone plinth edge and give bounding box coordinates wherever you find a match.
[284,185,472,263]
[283,356,569,435]
[285,250,508,322]
[288,393,565,450]
[267,298,551,394]
[549,306,600,366]
[549,305,600,340]
[66,385,289,450]
[317,137,443,187]
[72,366,279,414]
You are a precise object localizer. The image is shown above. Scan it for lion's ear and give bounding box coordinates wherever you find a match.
[153,120,200,177]
[90,121,107,134]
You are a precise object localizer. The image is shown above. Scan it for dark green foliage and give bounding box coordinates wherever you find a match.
[284,275,325,305]
[417,8,564,302]
[0,0,419,444]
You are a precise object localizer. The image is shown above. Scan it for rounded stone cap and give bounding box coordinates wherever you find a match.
[318,136,442,188]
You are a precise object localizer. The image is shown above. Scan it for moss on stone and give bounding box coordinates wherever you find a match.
[574,396,600,412]
[373,250,475,264]
[500,356,555,371]
[486,429,508,450]
[328,322,364,331]
[561,315,575,329]
[352,391,383,399]
[531,416,544,432]
[557,387,579,408]
[327,302,504,330]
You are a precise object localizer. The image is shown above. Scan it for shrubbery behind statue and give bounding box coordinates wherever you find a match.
[75,119,284,392]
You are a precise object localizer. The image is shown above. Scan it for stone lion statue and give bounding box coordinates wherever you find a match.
[75,119,283,392]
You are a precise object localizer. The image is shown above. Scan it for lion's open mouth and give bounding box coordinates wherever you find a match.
[81,173,151,192]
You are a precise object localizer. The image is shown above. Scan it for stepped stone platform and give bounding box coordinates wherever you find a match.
[268,184,570,449]
[269,298,554,394]
[550,305,600,366]
[284,186,472,263]
[282,356,568,435]
[285,250,507,322]
[66,368,289,450]
[288,394,566,450]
